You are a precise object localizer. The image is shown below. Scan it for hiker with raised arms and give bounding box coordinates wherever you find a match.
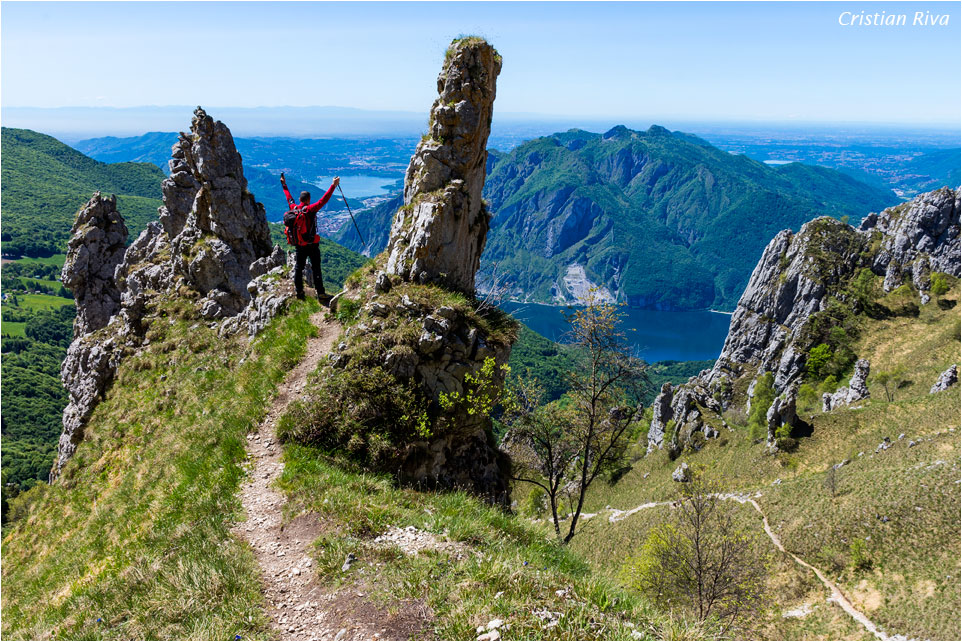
[281,173,338,302]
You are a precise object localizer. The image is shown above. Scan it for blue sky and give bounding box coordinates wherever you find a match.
[2,1,959,124]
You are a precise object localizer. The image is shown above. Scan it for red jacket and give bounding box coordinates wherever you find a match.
[282,182,336,245]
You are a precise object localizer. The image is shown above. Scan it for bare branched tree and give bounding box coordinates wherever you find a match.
[621,471,769,633]
[474,261,513,316]
[503,290,647,543]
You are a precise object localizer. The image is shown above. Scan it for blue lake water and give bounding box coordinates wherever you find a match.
[500,302,733,363]
[313,174,402,197]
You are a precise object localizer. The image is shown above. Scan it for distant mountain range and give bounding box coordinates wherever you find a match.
[338,125,901,310]
[72,132,414,222]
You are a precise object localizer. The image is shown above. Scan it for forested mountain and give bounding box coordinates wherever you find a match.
[480,126,899,310]
[0,128,165,258]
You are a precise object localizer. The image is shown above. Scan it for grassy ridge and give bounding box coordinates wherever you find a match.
[1,298,322,639]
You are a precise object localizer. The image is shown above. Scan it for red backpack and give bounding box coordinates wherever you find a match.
[283,206,312,246]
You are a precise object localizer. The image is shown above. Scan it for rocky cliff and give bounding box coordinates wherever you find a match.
[384,38,501,294]
[52,107,288,480]
[282,38,515,505]
[648,187,960,453]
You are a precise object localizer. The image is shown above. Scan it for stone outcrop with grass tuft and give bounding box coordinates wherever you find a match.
[52,107,288,480]
[384,37,501,294]
[281,40,516,504]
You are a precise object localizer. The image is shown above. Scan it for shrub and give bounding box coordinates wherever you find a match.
[849,539,872,571]
[279,364,431,467]
[748,372,775,441]
[806,343,833,379]
[930,272,950,298]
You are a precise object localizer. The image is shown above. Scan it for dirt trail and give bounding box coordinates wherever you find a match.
[233,311,347,641]
[580,493,896,641]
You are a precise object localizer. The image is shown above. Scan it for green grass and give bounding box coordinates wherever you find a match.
[16,277,61,290]
[2,321,26,337]
[12,254,67,267]
[1,297,323,640]
[276,443,668,641]
[3,294,75,311]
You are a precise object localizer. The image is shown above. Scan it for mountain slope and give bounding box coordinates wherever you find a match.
[0,128,165,257]
[479,125,899,310]
[573,276,961,640]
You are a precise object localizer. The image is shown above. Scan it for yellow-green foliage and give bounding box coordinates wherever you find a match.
[1,298,323,640]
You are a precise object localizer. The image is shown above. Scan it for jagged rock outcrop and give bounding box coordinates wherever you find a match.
[52,107,285,480]
[860,187,961,296]
[930,364,958,393]
[163,108,274,319]
[61,193,129,336]
[646,383,673,452]
[822,359,871,411]
[384,38,501,293]
[766,387,798,447]
[710,189,959,403]
[54,193,131,479]
[647,187,959,454]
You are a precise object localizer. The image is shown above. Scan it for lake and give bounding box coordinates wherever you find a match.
[500,302,732,363]
[312,174,403,197]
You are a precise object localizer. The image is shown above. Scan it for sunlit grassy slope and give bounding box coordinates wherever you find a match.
[1,299,323,639]
[569,281,961,640]
[2,290,673,641]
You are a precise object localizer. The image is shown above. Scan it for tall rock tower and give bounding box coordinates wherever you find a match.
[385,38,501,293]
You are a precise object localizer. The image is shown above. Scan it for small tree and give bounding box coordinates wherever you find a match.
[874,366,905,402]
[504,292,647,543]
[930,272,949,301]
[621,471,769,632]
[747,372,775,442]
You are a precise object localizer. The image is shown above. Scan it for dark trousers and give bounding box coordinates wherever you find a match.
[294,243,324,296]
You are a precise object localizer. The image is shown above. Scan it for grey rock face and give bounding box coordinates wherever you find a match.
[861,187,960,294]
[647,383,674,452]
[166,107,274,318]
[766,388,798,447]
[672,462,690,482]
[385,39,501,293]
[822,359,871,412]
[61,193,128,336]
[930,364,958,393]
[52,107,283,480]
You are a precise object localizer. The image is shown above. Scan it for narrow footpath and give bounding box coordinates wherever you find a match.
[233,311,346,641]
[579,493,897,641]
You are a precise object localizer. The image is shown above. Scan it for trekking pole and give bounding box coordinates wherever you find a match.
[337,184,367,246]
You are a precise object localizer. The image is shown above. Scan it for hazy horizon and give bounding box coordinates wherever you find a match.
[2,1,959,126]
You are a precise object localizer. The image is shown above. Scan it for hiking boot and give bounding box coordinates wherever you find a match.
[295,291,306,301]
[317,291,331,305]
